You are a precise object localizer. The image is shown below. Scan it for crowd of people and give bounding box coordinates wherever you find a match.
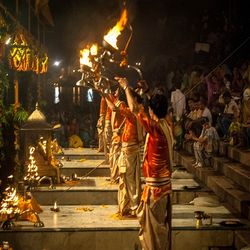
[46,105,97,149]
[168,59,250,167]
[43,11,250,248]
[92,54,250,249]
[45,56,250,250]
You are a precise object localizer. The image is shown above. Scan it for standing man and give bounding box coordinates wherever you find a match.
[171,82,186,122]
[109,88,125,184]
[171,82,186,149]
[96,96,107,152]
[117,77,173,250]
[104,88,142,216]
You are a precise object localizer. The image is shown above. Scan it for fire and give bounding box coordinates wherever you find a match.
[79,44,98,68]
[80,48,92,68]
[104,9,128,50]
[90,44,98,56]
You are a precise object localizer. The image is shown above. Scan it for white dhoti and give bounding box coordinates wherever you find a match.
[137,191,172,250]
[104,120,112,153]
[117,143,141,215]
[109,140,122,183]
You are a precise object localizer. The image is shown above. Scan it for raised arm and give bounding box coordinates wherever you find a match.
[115,77,139,113]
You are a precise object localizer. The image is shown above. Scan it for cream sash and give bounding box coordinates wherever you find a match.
[159,119,174,172]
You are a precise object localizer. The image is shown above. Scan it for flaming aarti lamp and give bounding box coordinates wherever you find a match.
[76,8,143,92]
[102,9,143,79]
[76,44,99,88]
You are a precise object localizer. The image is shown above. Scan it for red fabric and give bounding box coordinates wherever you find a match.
[99,97,107,116]
[119,103,138,143]
[137,107,171,201]
[105,107,112,121]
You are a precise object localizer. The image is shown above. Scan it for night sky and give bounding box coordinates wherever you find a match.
[46,0,249,72]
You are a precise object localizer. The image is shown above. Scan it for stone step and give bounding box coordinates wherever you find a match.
[235,231,250,250]
[174,150,218,185]
[182,140,250,177]
[60,159,110,177]
[57,148,105,160]
[174,150,250,219]
[1,204,249,250]
[227,145,250,168]
[32,177,206,206]
[213,157,250,192]
[207,175,250,219]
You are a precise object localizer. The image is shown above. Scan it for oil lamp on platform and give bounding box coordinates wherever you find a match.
[50,201,60,212]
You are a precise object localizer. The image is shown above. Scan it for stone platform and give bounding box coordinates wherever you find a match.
[1,147,249,249]
[32,177,207,205]
[58,148,105,160]
[61,159,110,177]
[1,202,249,250]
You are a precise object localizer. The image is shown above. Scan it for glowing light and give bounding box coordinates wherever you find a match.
[0,183,20,216]
[24,146,40,183]
[9,32,48,74]
[54,61,61,67]
[5,36,11,45]
[104,9,128,50]
[90,44,98,56]
[80,48,92,67]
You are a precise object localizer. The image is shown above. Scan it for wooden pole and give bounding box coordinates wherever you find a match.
[14,76,20,111]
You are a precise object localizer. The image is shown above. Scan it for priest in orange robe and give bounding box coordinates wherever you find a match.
[117,77,173,250]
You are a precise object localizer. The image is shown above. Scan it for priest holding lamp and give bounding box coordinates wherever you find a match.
[116,77,173,250]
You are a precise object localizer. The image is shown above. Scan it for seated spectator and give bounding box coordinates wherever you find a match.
[184,98,196,129]
[231,67,244,94]
[67,118,79,137]
[217,91,240,138]
[204,74,220,108]
[68,134,83,148]
[185,98,206,138]
[184,98,204,140]
[241,82,250,149]
[186,117,219,168]
[199,97,213,125]
[228,120,242,146]
[223,74,232,91]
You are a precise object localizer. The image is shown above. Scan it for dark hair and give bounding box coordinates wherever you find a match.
[223,91,231,99]
[174,82,181,90]
[199,97,207,106]
[224,74,232,82]
[201,116,209,125]
[149,94,168,118]
[131,88,143,104]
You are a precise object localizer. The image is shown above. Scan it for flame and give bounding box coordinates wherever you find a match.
[104,9,128,50]
[80,48,92,67]
[90,44,98,56]
[79,44,98,67]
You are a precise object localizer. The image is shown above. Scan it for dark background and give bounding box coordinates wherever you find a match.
[46,0,249,70]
